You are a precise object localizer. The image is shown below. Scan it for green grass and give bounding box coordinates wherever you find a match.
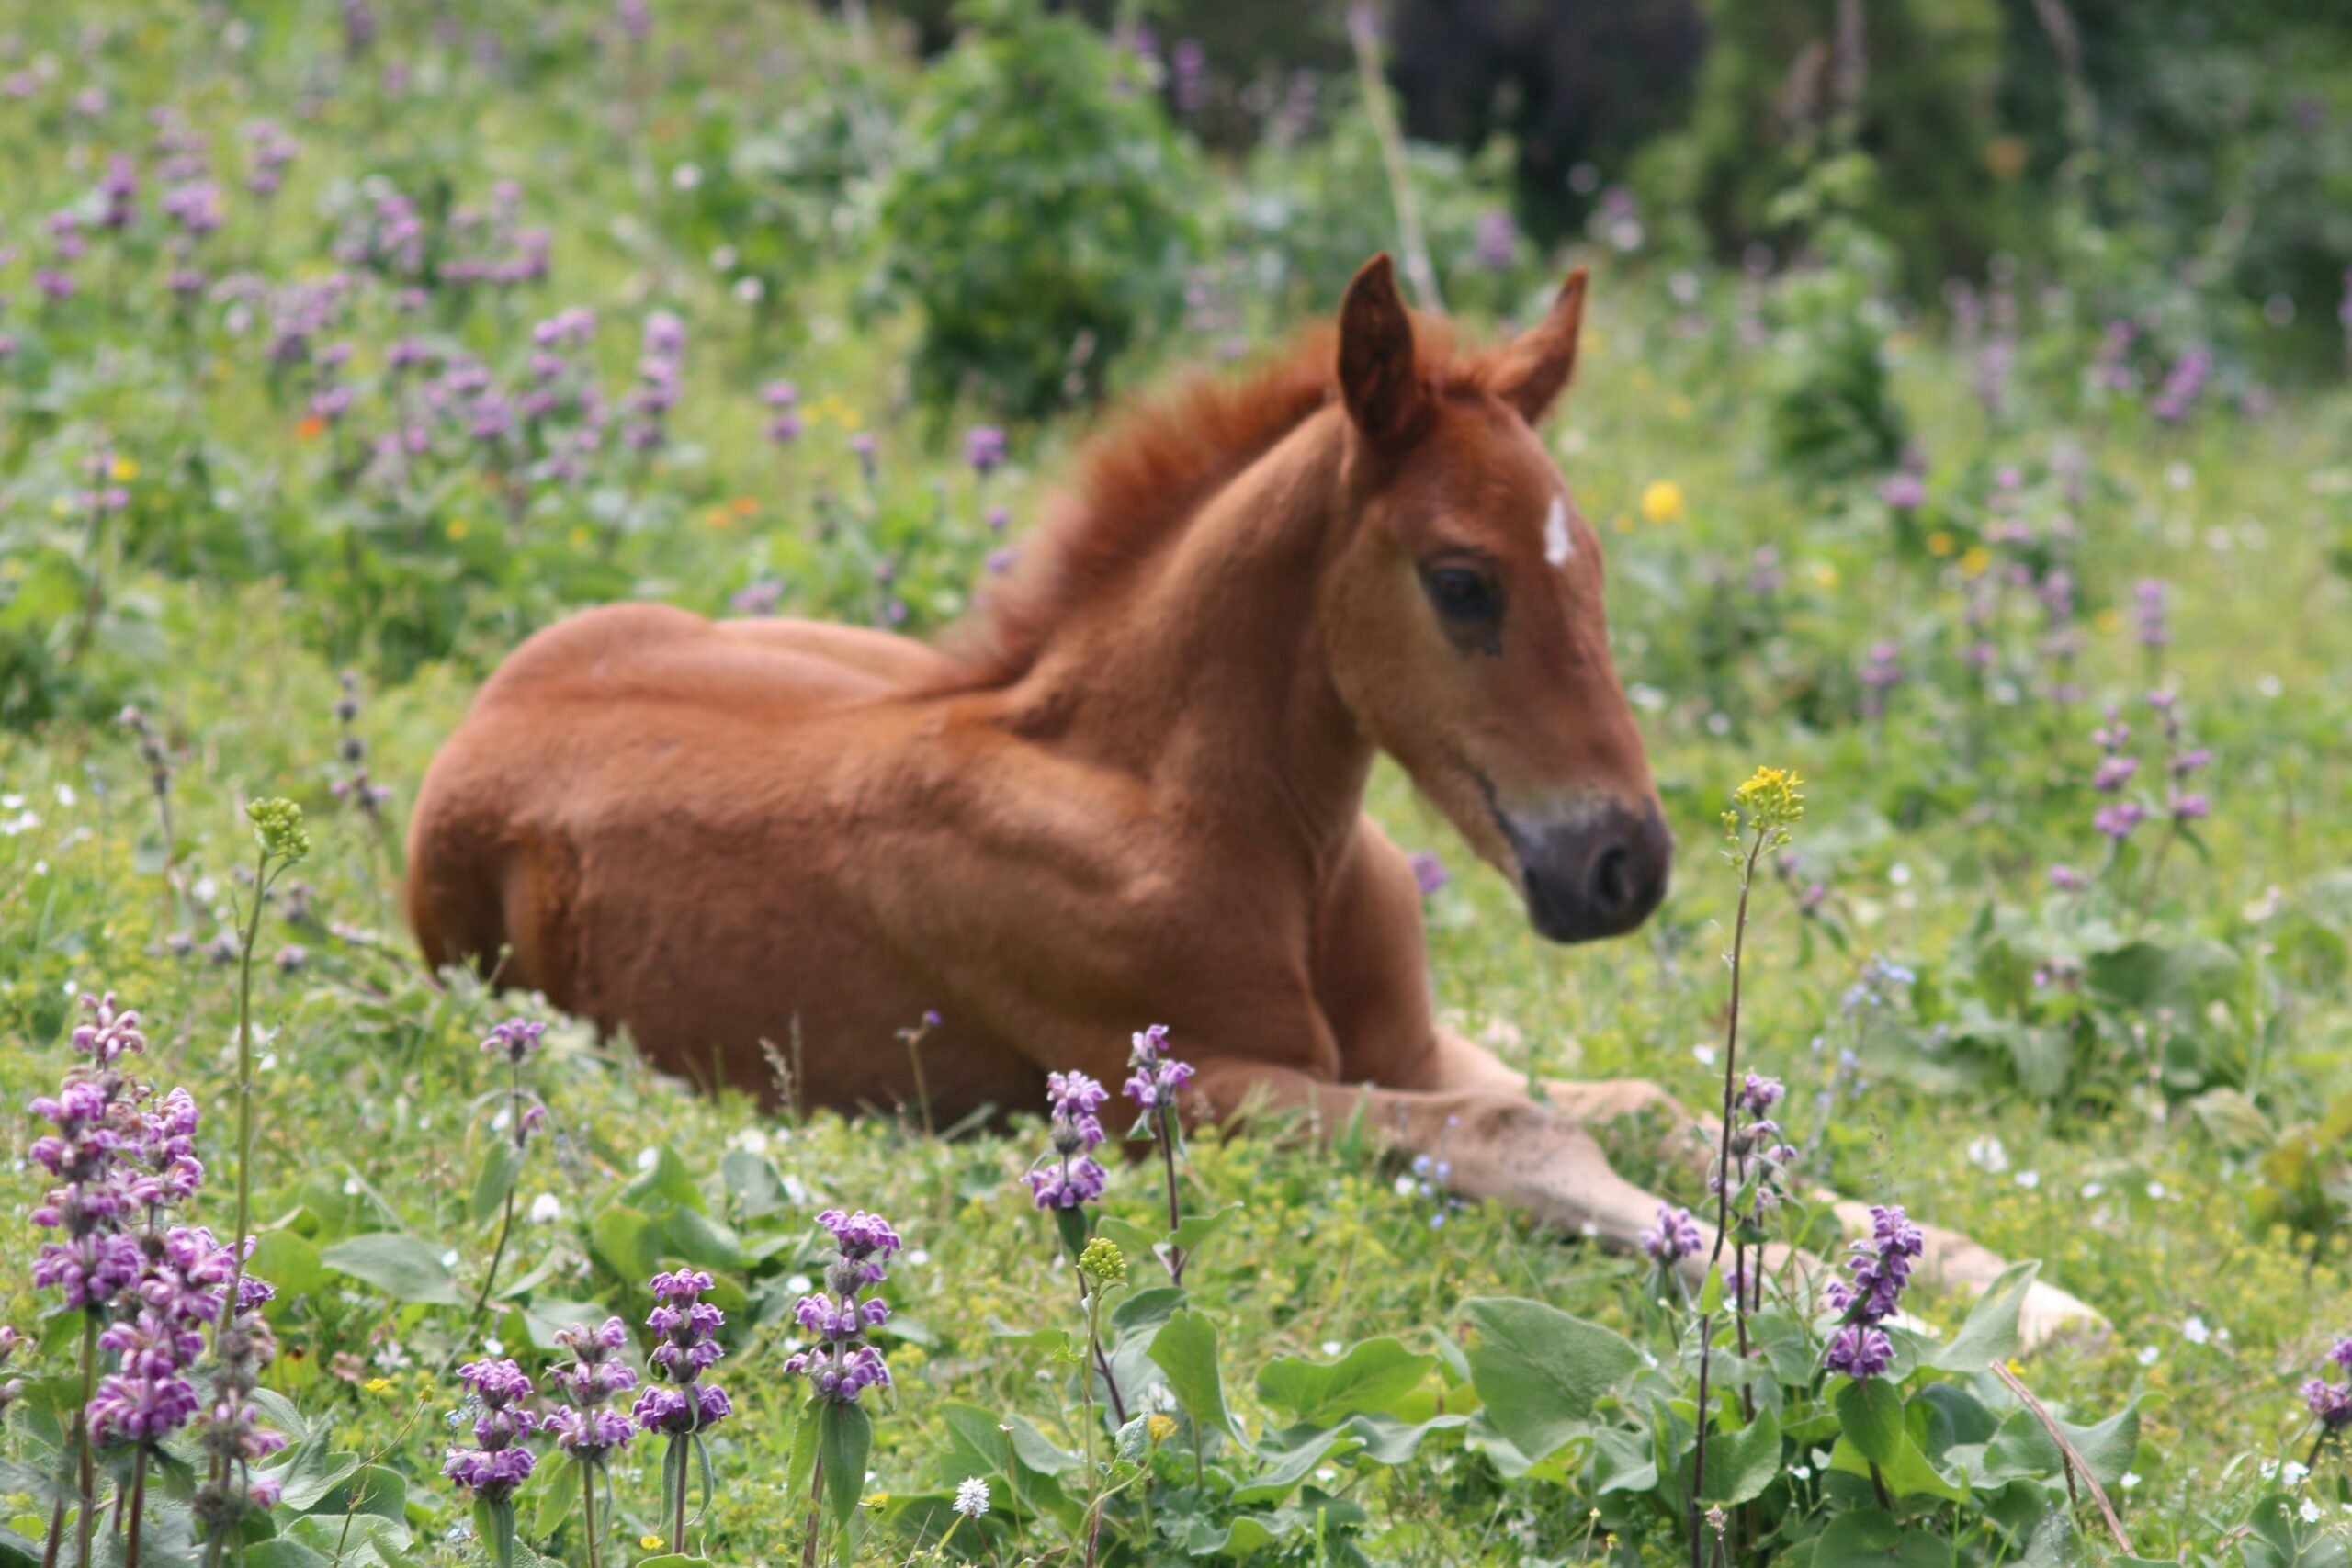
[5,3,2352,1564]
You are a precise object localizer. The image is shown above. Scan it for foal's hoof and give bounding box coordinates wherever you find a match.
[2016,1279,2109,1359]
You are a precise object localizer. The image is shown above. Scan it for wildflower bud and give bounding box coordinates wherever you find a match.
[1078,1236,1126,1287]
[245,798,311,863]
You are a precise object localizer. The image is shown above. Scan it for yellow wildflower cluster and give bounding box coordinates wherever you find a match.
[1723,765,1804,851]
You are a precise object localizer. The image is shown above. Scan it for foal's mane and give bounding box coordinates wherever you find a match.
[939,318,1483,689]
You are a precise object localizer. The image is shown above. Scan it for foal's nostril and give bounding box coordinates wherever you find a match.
[1590,842,1633,913]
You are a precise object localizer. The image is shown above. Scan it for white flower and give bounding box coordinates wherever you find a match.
[953,1478,989,1519]
[2120,1472,2142,1491]
[670,162,702,190]
[2181,1316,2210,1346]
[2145,1181,2165,1200]
[1966,1136,2009,1174]
[636,1147,661,1171]
[1790,1465,1812,1480]
[785,1274,813,1295]
[2016,1170,2041,1190]
[2301,1500,2324,1525]
[1393,1175,1418,1198]
[483,1337,503,1356]
[529,1193,564,1224]
[1320,1340,1343,1357]
[2135,1346,2159,1367]
[440,1248,460,1269]
[908,1248,930,1267]
[1692,1044,1718,1066]
[2081,1181,2104,1199]
[1314,1467,1337,1483]
[2261,1460,2280,1481]
[1888,863,1913,886]
[2283,1461,2310,1486]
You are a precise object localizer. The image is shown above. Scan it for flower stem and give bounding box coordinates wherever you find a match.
[1156,1106,1185,1286]
[580,1461,599,1568]
[670,1434,687,1554]
[126,1454,148,1568]
[62,1313,99,1568]
[220,841,274,1341]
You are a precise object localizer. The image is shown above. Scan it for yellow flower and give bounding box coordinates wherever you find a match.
[861,1492,889,1509]
[639,1536,665,1551]
[2094,608,2122,635]
[1960,546,1992,578]
[363,1377,391,1394]
[1731,766,1805,834]
[1809,561,1839,590]
[447,518,471,541]
[51,496,73,518]
[1639,480,1685,525]
[110,457,138,482]
[1611,513,1634,535]
[1146,1414,1177,1445]
[1924,530,1955,558]
[569,525,592,549]
[837,406,864,432]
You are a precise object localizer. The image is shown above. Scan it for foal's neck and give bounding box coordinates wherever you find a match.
[1000,411,1371,869]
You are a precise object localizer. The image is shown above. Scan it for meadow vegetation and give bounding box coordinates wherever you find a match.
[4,3,2352,1565]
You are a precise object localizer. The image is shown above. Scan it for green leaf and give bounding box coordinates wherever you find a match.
[257,1430,361,1510]
[1697,1406,1781,1506]
[531,1467,578,1537]
[588,1204,661,1282]
[319,1233,461,1306]
[1982,1397,2141,1493]
[1932,1259,2041,1373]
[472,1496,516,1568]
[618,1145,704,1213]
[1148,1311,1237,1443]
[1813,1508,1953,1568]
[1255,1337,1435,1425]
[660,1208,752,1270]
[1834,1377,1907,1467]
[472,1141,528,1225]
[782,1398,824,1516]
[245,1539,331,1568]
[1168,1201,1244,1252]
[248,1230,329,1300]
[718,1150,786,1217]
[1829,1429,1969,1505]
[819,1400,872,1526]
[305,1463,407,1522]
[1460,1297,1642,1466]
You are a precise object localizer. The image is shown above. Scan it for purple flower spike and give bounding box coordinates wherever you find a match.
[964,424,1008,476]
[1825,1325,1895,1380]
[1123,1024,1196,1112]
[1409,852,1449,897]
[1640,1202,1703,1266]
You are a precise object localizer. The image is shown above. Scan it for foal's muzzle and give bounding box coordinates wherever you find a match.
[1515,803,1672,943]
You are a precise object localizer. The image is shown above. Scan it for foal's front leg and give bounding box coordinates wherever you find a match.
[1379,1029,2106,1349]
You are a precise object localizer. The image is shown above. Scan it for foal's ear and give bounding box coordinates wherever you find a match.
[1338,254,1423,443]
[1489,266,1589,425]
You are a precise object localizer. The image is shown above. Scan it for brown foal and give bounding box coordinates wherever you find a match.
[407,255,2097,1345]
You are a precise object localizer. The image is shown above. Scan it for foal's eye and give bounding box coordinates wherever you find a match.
[1421,565,1501,630]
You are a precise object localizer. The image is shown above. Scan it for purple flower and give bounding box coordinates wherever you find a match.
[1473,209,1517,272]
[1824,1325,1895,1380]
[1826,1204,1923,1329]
[782,1344,890,1404]
[1639,1202,1702,1265]
[1123,1023,1196,1113]
[73,991,149,1066]
[2133,579,2169,649]
[1737,1074,1783,1119]
[88,1370,200,1446]
[1046,1071,1109,1126]
[814,1211,903,1281]
[443,1443,535,1499]
[2094,802,2147,841]
[1878,472,1926,511]
[964,424,1008,476]
[1408,852,1449,897]
[2092,756,2138,794]
[642,310,685,360]
[2050,864,2088,893]
[1027,1156,1109,1211]
[481,1018,545,1065]
[2170,792,2208,822]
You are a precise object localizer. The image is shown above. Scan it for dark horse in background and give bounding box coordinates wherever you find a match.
[406,255,2099,1346]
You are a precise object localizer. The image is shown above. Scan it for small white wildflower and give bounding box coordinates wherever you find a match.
[670,162,702,190]
[953,1478,989,1519]
[733,276,764,304]
[2145,1180,2165,1200]
[636,1147,661,1171]
[2283,1461,2310,1486]
[2016,1170,2041,1190]
[1790,1465,1811,1480]
[785,1274,813,1295]
[1393,1175,1418,1198]
[1314,1467,1337,1483]
[2081,1181,2104,1199]
[440,1248,460,1269]
[528,1193,563,1224]
[1888,863,1912,886]
[1692,1044,1718,1066]
[2181,1316,2210,1346]
[908,1248,930,1267]
[2301,1500,2323,1525]
[1320,1340,1342,1357]
[2135,1346,2159,1367]
[1966,1136,2009,1174]
[483,1337,503,1356]
[2120,1472,2142,1491]
[2261,1460,2280,1481]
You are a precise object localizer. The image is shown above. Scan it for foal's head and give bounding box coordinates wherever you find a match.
[1320,255,1669,942]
